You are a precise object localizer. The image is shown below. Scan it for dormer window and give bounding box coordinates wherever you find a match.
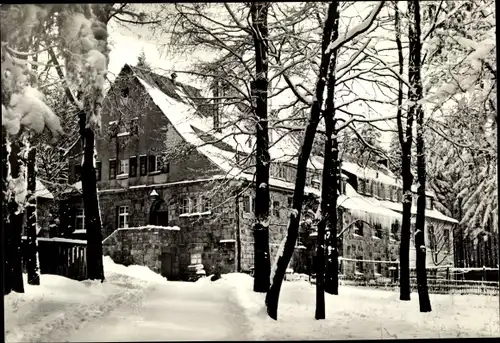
[121,87,129,98]
[426,196,434,210]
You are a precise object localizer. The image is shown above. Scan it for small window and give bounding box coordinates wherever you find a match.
[95,161,101,181]
[139,155,147,176]
[203,197,212,212]
[443,228,450,251]
[273,201,280,218]
[354,221,364,236]
[109,159,117,180]
[192,197,199,213]
[130,118,138,135]
[75,207,85,230]
[358,179,365,194]
[374,224,383,239]
[355,257,364,273]
[118,206,129,228]
[243,195,252,213]
[190,253,202,265]
[426,196,434,210]
[287,197,293,208]
[390,221,400,241]
[428,225,436,250]
[375,258,382,275]
[119,159,129,175]
[129,156,137,177]
[181,198,190,214]
[379,183,385,199]
[121,87,129,98]
[366,180,372,196]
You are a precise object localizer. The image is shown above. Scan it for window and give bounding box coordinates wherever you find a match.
[75,207,85,230]
[286,166,295,182]
[109,159,117,179]
[118,206,129,228]
[390,221,400,241]
[354,221,364,236]
[95,161,101,181]
[426,196,434,210]
[355,257,364,273]
[139,155,147,176]
[287,197,293,208]
[130,118,138,135]
[75,164,82,182]
[129,156,137,177]
[358,179,365,194]
[365,180,372,196]
[119,159,129,175]
[443,228,450,251]
[428,225,436,251]
[379,183,385,199]
[190,253,202,265]
[243,195,251,213]
[273,201,280,218]
[203,197,212,212]
[192,197,199,213]
[397,188,403,202]
[278,164,287,179]
[374,224,383,239]
[375,258,382,275]
[121,87,129,98]
[181,198,190,214]
[149,155,159,173]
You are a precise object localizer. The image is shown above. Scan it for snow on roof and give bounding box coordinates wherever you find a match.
[35,180,54,199]
[119,225,181,231]
[379,199,459,224]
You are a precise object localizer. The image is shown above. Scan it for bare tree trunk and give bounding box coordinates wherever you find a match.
[409,0,431,312]
[8,139,25,293]
[26,143,40,285]
[79,110,105,281]
[395,1,412,301]
[323,5,340,295]
[3,128,13,295]
[266,0,340,320]
[250,2,271,293]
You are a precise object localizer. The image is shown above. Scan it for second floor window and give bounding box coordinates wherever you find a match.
[354,221,364,236]
[109,159,117,180]
[243,195,254,214]
[149,155,161,173]
[75,207,85,230]
[129,156,137,177]
[426,196,434,210]
[95,161,101,181]
[273,201,280,218]
[118,206,129,228]
[358,179,365,194]
[181,198,190,214]
[374,223,383,239]
[139,155,147,176]
[119,159,129,175]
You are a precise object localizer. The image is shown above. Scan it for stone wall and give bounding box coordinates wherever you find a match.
[102,226,182,279]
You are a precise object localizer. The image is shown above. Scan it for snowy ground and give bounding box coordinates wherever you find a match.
[5,258,499,342]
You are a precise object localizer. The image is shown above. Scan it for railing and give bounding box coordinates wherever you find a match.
[335,275,499,296]
[21,237,88,281]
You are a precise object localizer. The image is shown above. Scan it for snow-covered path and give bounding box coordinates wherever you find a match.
[65,280,251,342]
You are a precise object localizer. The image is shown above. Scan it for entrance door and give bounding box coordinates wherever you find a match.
[160,253,173,279]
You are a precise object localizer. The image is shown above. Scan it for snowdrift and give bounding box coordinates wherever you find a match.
[5,256,166,343]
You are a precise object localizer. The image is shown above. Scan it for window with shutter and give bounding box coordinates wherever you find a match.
[139,155,147,176]
[243,196,251,213]
[95,161,101,181]
[109,159,117,179]
[129,156,137,177]
[149,155,156,172]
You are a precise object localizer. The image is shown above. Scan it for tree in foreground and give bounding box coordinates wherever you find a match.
[408,0,431,312]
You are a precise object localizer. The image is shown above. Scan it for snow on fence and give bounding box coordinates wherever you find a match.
[335,275,499,296]
[21,237,88,281]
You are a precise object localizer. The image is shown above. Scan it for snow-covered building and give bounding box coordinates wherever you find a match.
[307,157,459,279]
[62,64,458,280]
[62,64,320,279]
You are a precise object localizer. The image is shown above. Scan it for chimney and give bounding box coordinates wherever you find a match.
[171,72,177,85]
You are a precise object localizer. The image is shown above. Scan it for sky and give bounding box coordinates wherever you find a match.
[106,3,394,149]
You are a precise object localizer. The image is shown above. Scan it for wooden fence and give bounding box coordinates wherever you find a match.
[21,237,88,281]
